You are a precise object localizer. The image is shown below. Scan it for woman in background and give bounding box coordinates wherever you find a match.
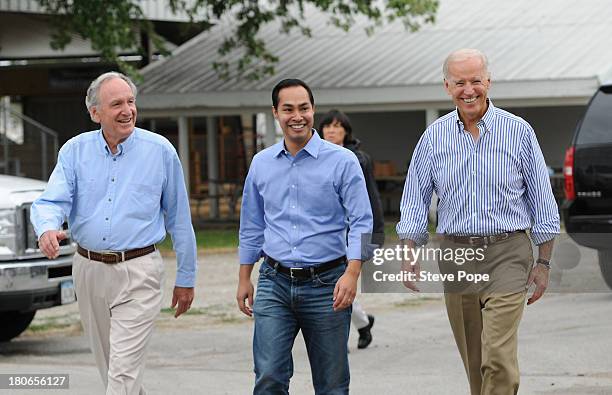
[319,109,384,349]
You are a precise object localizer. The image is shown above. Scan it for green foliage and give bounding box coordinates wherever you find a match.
[38,0,438,81]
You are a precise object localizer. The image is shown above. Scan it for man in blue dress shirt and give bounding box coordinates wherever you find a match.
[30,72,197,395]
[236,79,373,394]
[397,49,560,395]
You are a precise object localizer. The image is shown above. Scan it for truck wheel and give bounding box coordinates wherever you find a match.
[0,311,36,342]
[598,250,612,290]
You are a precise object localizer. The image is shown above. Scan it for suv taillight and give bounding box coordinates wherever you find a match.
[564,146,575,200]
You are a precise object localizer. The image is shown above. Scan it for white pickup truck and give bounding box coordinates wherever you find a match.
[0,174,76,341]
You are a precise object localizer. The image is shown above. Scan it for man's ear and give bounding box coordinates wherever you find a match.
[89,106,100,123]
[443,79,452,96]
[271,106,278,120]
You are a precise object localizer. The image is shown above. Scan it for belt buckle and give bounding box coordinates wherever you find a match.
[102,251,123,264]
[468,236,481,246]
[289,267,303,278]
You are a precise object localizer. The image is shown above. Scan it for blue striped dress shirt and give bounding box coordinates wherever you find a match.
[239,131,373,266]
[30,128,197,287]
[397,101,560,245]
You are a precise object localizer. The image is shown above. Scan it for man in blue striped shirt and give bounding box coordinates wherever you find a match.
[236,79,373,394]
[397,49,559,395]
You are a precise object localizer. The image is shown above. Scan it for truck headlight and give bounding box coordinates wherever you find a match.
[0,208,17,257]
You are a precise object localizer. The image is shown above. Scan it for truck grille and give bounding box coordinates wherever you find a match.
[18,204,72,257]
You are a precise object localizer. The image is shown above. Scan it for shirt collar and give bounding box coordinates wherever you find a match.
[454,98,497,134]
[273,129,322,159]
[97,127,137,156]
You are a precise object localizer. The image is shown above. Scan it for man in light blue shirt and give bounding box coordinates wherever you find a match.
[30,72,197,395]
[236,79,372,394]
[397,49,559,395]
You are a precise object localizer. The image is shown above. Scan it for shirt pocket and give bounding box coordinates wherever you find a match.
[75,179,97,218]
[129,183,162,220]
[300,182,338,217]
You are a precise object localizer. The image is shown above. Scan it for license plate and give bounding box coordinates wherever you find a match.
[60,280,76,304]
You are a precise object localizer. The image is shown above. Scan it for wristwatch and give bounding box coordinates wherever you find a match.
[536,258,551,269]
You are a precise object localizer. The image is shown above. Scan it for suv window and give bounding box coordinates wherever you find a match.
[576,87,612,145]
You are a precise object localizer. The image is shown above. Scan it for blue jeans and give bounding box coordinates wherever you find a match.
[252,260,351,395]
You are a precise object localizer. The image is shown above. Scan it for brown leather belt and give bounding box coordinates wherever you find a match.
[77,244,156,264]
[444,230,524,246]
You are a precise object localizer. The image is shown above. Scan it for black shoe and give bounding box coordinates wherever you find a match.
[357,315,375,349]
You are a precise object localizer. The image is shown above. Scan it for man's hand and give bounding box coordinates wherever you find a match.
[38,230,67,259]
[401,240,420,292]
[171,286,194,318]
[401,258,421,292]
[526,264,549,305]
[237,264,255,317]
[333,260,361,311]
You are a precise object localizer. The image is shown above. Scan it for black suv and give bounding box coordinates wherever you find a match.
[562,83,612,289]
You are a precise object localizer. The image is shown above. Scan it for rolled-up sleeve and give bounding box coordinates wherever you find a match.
[520,127,560,245]
[238,160,265,264]
[397,131,434,245]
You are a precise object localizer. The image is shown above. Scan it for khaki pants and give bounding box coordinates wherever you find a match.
[441,233,533,395]
[73,250,164,395]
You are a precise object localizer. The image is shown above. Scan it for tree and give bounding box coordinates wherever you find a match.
[38,0,439,81]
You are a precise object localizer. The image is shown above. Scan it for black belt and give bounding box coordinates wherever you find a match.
[77,244,156,264]
[265,256,347,279]
[444,230,525,246]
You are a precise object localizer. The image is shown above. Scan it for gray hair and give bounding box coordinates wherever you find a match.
[443,48,490,80]
[85,72,138,112]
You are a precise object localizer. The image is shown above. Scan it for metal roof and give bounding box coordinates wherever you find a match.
[137,0,612,115]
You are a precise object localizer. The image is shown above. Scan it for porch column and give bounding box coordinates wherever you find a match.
[206,116,219,219]
[264,112,277,148]
[177,116,190,196]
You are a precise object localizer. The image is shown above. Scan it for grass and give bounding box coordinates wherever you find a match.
[158,227,239,251]
[156,218,435,251]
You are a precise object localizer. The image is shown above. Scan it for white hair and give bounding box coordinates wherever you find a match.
[443,48,490,80]
[85,72,137,113]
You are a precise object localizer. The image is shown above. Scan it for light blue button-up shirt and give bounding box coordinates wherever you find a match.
[239,131,373,266]
[30,128,197,287]
[397,100,560,246]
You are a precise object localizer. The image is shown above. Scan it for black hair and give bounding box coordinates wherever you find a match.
[271,78,315,109]
[318,109,353,145]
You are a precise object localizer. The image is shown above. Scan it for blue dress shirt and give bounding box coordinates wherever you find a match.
[30,128,197,287]
[239,131,373,266]
[397,100,560,245]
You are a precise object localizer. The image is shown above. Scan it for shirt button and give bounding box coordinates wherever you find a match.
[291,185,296,188]
[105,217,109,221]
[292,205,296,209]
[102,237,106,241]
[292,163,296,167]
[113,158,117,162]
[292,225,297,229]
[293,247,297,250]
[111,178,115,182]
[108,198,112,202]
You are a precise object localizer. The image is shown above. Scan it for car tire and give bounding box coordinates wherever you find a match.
[598,250,612,290]
[0,311,36,342]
